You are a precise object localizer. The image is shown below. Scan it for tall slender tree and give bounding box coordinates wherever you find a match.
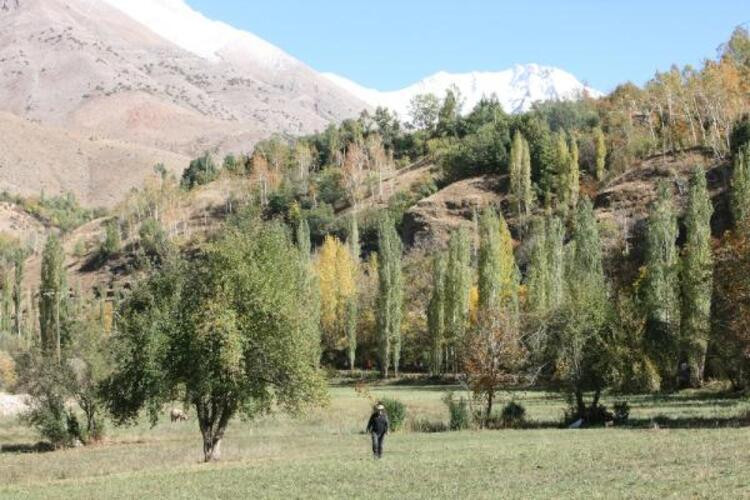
[478,208,502,312]
[40,235,67,360]
[375,214,403,377]
[527,217,548,314]
[731,142,750,228]
[568,135,580,209]
[427,253,447,375]
[509,131,534,225]
[444,227,471,373]
[594,127,607,181]
[345,215,360,371]
[643,182,680,386]
[546,216,566,310]
[681,167,714,385]
[13,249,25,337]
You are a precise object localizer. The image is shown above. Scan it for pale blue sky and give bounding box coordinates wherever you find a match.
[186,0,749,93]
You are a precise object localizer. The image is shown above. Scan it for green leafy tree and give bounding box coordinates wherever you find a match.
[643,183,680,386]
[40,235,67,360]
[408,94,440,131]
[13,249,26,337]
[346,215,360,370]
[103,221,326,462]
[594,126,607,181]
[526,217,548,314]
[546,216,566,309]
[509,131,534,223]
[181,152,218,190]
[444,227,471,373]
[550,198,613,420]
[427,253,447,375]
[731,143,750,228]
[101,219,122,258]
[375,214,403,377]
[681,167,714,385]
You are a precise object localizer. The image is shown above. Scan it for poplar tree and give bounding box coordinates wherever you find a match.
[681,167,713,385]
[594,127,607,181]
[1,272,10,333]
[731,142,750,228]
[478,208,502,312]
[554,132,571,208]
[498,212,520,327]
[509,131,534,224]
[40,235,67,360]
[643,183,680,385]
[13,250,25,337]
[568,135,580,209]
[376,214,403,377]
[527,217,548,314]
[427,253,446,375]
[444,227,471,373]
[346,215,360,371]
[546,216,566,310]
[296,218,311,258]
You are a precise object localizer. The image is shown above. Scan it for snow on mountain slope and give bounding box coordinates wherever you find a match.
[100,0,294,68]
[324,64,602,118]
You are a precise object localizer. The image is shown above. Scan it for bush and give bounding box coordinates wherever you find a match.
[410,418,448,433]
[613,401,630,425]
[23,390,72,448]
[181,152,219,190]
[380,398,406,432]
[0,350,16,391]
[500,401,526,428]
[442,392,470,430]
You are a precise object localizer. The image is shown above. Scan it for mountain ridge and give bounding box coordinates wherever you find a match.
[323,64,602,118]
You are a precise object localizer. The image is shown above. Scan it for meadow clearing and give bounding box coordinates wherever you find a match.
[1,382,749,499]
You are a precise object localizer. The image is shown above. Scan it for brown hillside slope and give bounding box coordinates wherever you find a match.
[0,112,189,207]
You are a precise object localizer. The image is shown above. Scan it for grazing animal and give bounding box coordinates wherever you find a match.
[170,408,187,422]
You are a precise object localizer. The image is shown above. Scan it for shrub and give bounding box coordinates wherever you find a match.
[442,392,470,430]
[613,401,630,425]
[500,401,526,428]
[410,418,448,433]
[181,152,218,190]
[23,390,72,448]
[0,350,16,390]
[380,398,406,432]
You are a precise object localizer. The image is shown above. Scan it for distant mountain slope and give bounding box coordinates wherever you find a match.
[0,0,368,206]
[0,111,189,207]
[323,64,601,118]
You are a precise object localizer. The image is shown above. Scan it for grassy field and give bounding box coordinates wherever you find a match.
[1,383,750,499]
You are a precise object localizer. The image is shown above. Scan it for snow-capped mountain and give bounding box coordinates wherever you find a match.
[324,64,602,118]
[100,0,295,70]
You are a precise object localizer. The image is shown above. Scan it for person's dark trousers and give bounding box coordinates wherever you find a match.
[371,432,385,458]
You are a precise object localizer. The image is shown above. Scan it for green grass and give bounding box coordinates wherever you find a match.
[1,385,749,499]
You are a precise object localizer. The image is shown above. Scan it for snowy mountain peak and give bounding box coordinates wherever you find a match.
[100,0,297,69]
[323,64,602,118]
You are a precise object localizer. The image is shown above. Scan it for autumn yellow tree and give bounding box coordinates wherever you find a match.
[315,235,356,355]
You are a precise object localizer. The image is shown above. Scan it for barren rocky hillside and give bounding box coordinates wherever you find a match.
[0,0,366,206]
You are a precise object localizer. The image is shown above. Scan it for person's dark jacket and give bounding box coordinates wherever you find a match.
[366,412,389,435]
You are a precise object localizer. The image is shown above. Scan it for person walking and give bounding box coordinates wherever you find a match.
[366,403,389,459]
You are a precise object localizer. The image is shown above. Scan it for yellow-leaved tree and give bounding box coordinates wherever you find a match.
[315,235,356,353]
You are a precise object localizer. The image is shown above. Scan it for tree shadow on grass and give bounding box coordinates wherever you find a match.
[1,442,55,454]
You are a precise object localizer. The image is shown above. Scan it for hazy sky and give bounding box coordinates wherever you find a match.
[186,0,748,92]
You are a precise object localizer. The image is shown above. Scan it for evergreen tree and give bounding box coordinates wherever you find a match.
[594,127,607,181]
[345,215,360,370]
[643,182,680,386]
[375,214,403,377]
[681,167,714,385]
[520,137,534,221]
[731,143,750,228]
[444,227,471,373]
[427,253,447,375]
[40,235,67,360]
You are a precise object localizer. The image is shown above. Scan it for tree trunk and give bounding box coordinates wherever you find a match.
[485,391,494,427]
[575,389,585,418]
[195,397,234,463]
